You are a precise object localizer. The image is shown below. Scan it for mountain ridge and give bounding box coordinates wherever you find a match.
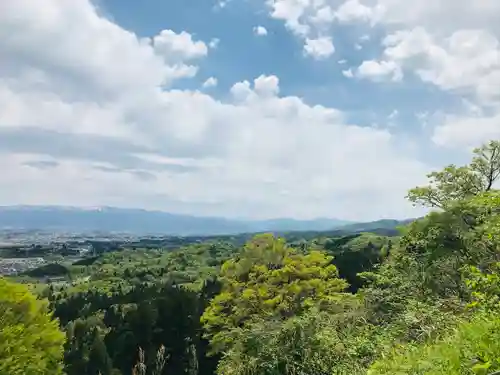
[0,205,357,236]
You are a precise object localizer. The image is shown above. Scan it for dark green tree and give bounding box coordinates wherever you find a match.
[88,328,113,375]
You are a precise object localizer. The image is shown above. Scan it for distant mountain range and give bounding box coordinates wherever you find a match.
[0,206,353,235]
[0,206,412,236]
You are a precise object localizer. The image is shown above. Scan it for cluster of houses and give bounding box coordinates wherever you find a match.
[0,242,95,275]
[0,257,46,275]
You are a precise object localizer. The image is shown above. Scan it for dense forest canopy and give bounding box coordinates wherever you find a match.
[1,139,500,375]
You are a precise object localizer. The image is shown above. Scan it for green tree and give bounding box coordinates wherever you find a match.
[216,308,376,375]
[324,233,389,292]
[201,234,351,354]
[359,140,500,375]
[87,328,113,375]
[407,140,500,209]
[0,277,65,375]
[367,313,500,375]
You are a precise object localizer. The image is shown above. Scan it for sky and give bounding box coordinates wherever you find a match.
[0,0,499,221]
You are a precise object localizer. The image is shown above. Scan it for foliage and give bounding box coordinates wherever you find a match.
[465,262,500,312]
[365,140,500,374]
[407,140,500,209]
[368,313,500,375]
[201,234,350,354]
[24,263,70,278]
[324,233,391,292]
[0,277,65,375]
[216,309,376,375]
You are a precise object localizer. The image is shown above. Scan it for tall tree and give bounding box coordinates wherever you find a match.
[201,233,352,354]
[87,328,113,375]
[407,140,500,209]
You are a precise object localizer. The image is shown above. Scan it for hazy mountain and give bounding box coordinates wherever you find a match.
[0,206,353,236]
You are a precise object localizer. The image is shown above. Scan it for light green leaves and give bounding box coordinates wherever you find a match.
[0,278,65,375]
[407,140,500,209]
[201,234,351,356]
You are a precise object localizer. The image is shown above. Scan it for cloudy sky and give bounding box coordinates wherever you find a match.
[0,0,499,221]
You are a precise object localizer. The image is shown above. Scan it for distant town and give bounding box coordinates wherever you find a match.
[0,228,236,276]
[0,218,405,277]
[0,257,47,276]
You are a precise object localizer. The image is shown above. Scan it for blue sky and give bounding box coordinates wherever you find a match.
[0,0,499,220]
[99,0,460,124]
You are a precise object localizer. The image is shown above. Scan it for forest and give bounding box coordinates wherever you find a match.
[1,139,500,375]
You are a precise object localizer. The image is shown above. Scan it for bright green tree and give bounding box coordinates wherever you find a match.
[367,312,500,375]
[0,277,65,375]
[362,140,500,375]
[201,233,351,354]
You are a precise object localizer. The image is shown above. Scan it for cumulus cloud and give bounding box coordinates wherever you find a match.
[265,0,500,103]
[264,0,500,178]
[253,26,268,36]
[152,29,208,62]
[266,0,500,36]
[356,60,403,82]
[0,0,435,220]
[304,37,335,59]
[380,28,500,104]
[353,24,500,145]
[334,0,375,23]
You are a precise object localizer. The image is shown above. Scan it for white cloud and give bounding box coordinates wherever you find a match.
[432,113,500,148]
[342,68,354,78]
[253,75,280,96]
[264,0,500,109]
[152,29,208,62]
[202,77,218,89]
[266,0,500,39]
[310,6,336,25]
[0,0,437,220]
[356,60,403,82]
[334,0,375,23]
[371,0,500,32]
[266,0,311,36]
[325,1,500,148]
[304,37,335,59]
[264,1,337,58]
[253,25,268,36]
[382,28,500,104]
[353,25,500,151]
